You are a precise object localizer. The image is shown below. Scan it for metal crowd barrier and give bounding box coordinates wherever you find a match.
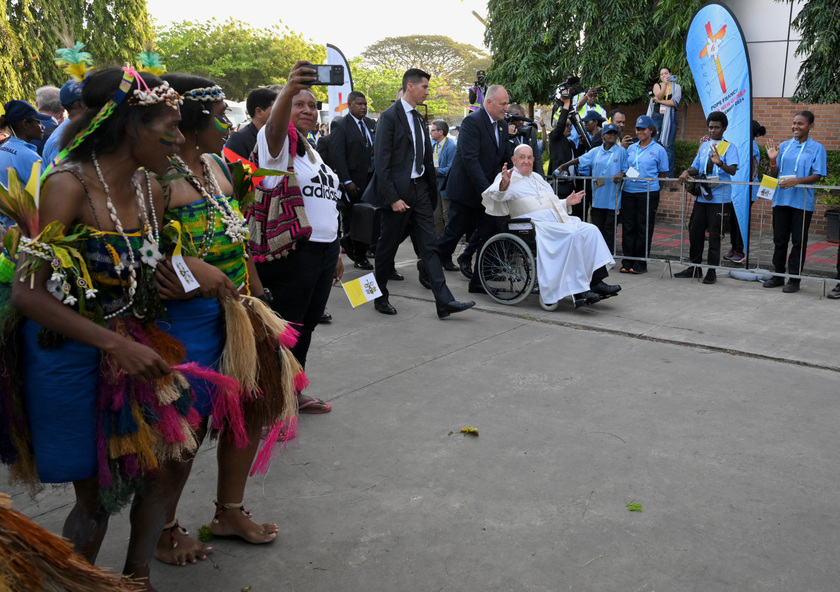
[548,174,840,290]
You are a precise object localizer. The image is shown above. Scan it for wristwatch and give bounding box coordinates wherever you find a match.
[257,288,273,303]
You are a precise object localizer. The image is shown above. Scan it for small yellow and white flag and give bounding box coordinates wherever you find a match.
[714,140,730,156]
[342,272,382,308]
[756,175,778,201]
[25,160,41,207]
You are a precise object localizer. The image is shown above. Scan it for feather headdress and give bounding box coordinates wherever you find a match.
[54,42,93,82]
[136,48,166,76]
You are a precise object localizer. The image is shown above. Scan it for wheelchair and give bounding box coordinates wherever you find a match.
[476,218,609,311]
[476,218,562,311]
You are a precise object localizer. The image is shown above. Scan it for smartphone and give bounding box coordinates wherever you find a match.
[669,75,677,81]
[534,108,542,119]
[306,64,344,86]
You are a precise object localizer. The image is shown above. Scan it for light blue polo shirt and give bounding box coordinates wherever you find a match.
[0,136,42,228]
[690,139,739,204]
[578,143,628,209]
[772,137,827,211]
[623,140,669,194]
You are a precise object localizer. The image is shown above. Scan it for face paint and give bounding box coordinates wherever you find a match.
[214,116,231,133]
[159,130,176,146]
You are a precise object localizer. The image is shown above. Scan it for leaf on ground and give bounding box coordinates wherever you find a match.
[460,426,479,436]
[197,524,214,542]
[626,501,643,512]
[448,431,454,436]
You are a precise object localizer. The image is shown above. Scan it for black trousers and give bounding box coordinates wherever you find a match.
[438,199,502,288]
[729,200,751,253]
[688,200,727,266]
[772,205,813,277]
[375,180,454,309]
[255,239,339,368]
[620,191,660,271]
[590,207,619,253]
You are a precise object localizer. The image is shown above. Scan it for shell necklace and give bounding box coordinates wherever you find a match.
[91,151,162,319]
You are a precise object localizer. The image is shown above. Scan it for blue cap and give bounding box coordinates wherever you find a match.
[2,100,52,124]
[635,115,656,130]
[582,111,605,123]
[59,81,84,107]
[602,123,619,135]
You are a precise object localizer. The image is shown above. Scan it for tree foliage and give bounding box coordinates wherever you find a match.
[361,35,489,90]
[485,0,703,107]
[155,19,325,101]
[3,0,153,101]
[780,0,840,103]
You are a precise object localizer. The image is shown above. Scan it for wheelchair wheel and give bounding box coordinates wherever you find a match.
[539,294,560,311]
[478,233,537,305]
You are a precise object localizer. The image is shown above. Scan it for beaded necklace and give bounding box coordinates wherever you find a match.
[170,155,247,258]
[91,151,163,319]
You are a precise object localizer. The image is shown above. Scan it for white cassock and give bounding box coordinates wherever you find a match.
[481,169,614,304]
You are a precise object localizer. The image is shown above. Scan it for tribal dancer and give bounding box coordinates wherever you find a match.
[0,67,237,591]
[152,73,303,564]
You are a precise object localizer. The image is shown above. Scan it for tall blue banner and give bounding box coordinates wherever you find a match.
[686,3,753,257]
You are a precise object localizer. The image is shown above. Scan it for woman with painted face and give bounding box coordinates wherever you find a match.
[2,66,229,591]
[762,111,827,293]
[249,60,343,414]
[152,73,301,565]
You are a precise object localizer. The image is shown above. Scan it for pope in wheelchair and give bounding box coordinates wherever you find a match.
[480,144,621,307]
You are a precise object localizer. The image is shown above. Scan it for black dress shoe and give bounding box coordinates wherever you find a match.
[782,280,800,293]
[591,281,621,296]
[389,270,404,281]
[354,259,374,270]
[320,310,333,323]
[468,283,486,294]
[574,291,602,307]
[457,253,473,278]
[374,300,397,315]
[763,276,784,288]
[827,283,840,299]
[702,269,716,284]
[417,261,432,289]
[442,258,459,272]
[437,300,475,318]
[674,266,702,278]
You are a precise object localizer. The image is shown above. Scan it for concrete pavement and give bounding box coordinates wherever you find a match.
[4,243,840,591]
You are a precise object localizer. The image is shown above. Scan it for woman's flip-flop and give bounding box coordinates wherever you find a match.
[299,398,332,414]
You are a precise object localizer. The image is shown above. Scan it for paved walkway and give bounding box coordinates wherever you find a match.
[4,243,840,591]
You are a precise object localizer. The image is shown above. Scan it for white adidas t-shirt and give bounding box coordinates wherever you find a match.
[256,128,340,243]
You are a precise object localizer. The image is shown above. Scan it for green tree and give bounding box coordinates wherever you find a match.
[155,19,325,101]
[779,0,840,103]
[351,60,403,113]
[4,0,152,101]
[361,35,489,90]
[484,0,702,106]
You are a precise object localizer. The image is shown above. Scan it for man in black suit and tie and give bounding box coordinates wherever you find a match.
[331,92,376,269]
[363,69,474,318]
[437,85,512,293]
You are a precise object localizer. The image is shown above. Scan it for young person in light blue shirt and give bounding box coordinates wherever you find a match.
[561,123,628,249]
[620,115,669,273]
[675,111,739,284]
[762,110,827,293]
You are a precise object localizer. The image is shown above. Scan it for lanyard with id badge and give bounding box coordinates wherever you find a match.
[626,142,652,179]
[592,147,613,189]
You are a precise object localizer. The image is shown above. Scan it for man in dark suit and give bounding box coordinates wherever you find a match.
[363,68,474,318]
[437,84,512,293]
[331,92,376,269]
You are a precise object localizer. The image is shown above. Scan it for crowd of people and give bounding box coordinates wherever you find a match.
[0,54,837,590]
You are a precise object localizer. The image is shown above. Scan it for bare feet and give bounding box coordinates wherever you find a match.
[124,575,159,592]
[209,505,278,544]
[154,522,212,566]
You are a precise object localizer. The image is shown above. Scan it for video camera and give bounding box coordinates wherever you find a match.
[554,75,583,103]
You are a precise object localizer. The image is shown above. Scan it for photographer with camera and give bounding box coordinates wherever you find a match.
[549,89,587,218]
[647,67,681,177]
[506,104,545,178]
[468,70,489,113]
[676,111,739,285]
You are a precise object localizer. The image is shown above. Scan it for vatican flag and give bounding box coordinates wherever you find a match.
[342,273,382,308]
